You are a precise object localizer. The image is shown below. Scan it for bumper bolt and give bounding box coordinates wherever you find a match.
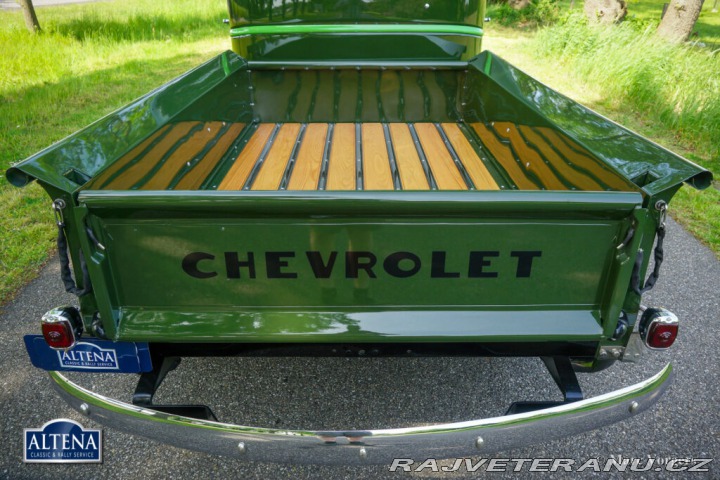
[629,401,639,414]
[475,436,484,449]
[238,442,247,454]
[79,403,90,415]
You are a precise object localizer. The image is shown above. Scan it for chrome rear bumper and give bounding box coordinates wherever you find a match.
[50,364,672,465]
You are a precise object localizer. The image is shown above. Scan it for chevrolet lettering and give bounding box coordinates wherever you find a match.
[182,250,543,279]
[8,0,712,465]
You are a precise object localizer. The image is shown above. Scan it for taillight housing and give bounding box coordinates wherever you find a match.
[41,306,83,350]
[639,307,679,350]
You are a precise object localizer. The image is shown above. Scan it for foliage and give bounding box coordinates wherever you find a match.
[486,0,561,27]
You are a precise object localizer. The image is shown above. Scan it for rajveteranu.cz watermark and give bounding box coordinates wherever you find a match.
[389,456,713,473]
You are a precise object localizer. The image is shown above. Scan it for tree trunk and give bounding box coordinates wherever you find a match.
[584,0,628,24]
[657,0,705,43]
[17,0,41,33]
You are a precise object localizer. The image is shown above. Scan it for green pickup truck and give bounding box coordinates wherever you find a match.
[8,0,712,465]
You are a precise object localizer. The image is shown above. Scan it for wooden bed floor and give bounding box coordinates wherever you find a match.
[218,122,498,191]
[88,121,635,192]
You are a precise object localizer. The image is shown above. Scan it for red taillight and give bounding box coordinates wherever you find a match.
[41,306,82,350]
[646,322,679,349]
[42,320,76,349]
[639,307,679,350]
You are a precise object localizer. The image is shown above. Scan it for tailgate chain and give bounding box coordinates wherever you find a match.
[631,201,667,296]
[53,199,93,297]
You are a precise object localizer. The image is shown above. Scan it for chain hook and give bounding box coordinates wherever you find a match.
[52,199,66,227]
[654,200,667,230]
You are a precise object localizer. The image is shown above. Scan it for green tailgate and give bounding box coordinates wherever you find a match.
[77,190,644,343]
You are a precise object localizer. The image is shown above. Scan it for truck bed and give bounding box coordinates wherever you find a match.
[86,121,634,193]
[7,50,712,346]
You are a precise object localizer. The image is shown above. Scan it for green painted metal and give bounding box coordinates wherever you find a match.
[72,204,119,339]
[116,310,603,343]
[230,24,483,37]
[77,190,643,217]
[483,53,492,75]
[227,0,484,28]
[232,34,482,62]
[74,190,640,342]
[226,1,485,61]
[598,207,648,339]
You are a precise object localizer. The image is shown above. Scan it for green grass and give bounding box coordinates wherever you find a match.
[623,0,720,46]
[486,0,561,27]
[0,0,227,305]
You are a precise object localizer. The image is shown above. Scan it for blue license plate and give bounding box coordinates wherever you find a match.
[24,335,152,373]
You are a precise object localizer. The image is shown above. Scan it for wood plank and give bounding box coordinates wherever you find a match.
[361,123,394,190]
[173,123,246,190]
[326,123,356,190]
[90,125,172,189]
[218,123,275,190]
[288,123,328,190]
[470,123,540,190]
[492,122,568,191]
[413,123,467,190]
[441,123,498,190]
[102,122,199,189]
[140,121,224,190]
[251,123,301,190]
[518,126,605,191]
[388,123,429,190]
[531,127,634,191]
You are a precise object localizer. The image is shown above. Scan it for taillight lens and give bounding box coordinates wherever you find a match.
[42,320,76,349]
[639,307,679,350]
[41,306,82,350]
[646,321,679,349]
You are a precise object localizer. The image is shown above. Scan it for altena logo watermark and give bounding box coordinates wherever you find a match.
[57,342,118,370]
[24,419,102,463]
[389,456,713,473]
